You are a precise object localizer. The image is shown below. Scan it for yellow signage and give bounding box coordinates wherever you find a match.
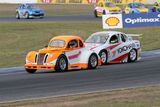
[105,17,120,26]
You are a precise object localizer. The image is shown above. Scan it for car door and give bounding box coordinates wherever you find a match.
[119,33,133,54]
[66,39,83,67]
[115,33,133,62]
[107,34,122,62]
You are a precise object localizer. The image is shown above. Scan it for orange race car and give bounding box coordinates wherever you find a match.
[24,35,101,73]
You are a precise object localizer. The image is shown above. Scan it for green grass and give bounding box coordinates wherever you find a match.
[1,85,160,107]
[0,4,94,17]
[0,22,160,67]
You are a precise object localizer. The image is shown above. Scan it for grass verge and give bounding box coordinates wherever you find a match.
[1,85,160,107]
[0,22,160,67]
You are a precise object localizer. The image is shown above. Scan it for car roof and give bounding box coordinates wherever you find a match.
[50,35,83,42]
[91,31,124,37]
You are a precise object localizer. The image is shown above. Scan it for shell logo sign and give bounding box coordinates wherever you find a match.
[105,17,120,26]
[102,14,123,29]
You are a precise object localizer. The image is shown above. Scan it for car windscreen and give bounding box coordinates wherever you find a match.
[85,33,109,44]
[49,40,66,48]
[105,2,116,7]
[26,4,37,9]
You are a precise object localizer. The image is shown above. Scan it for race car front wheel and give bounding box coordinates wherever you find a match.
[128,49,137,62]
[99,50,107,65]
[16,12,20,19]
[55,55,68,72]
[25,69,37,74]
[88,53,98,69]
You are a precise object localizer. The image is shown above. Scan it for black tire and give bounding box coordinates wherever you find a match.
[16,12,20,19]
[88,53,98,69]
[25,12,29,19]
[40,16,44,19]
[55,54,68,72]
[99,50,107,65]
[94,10,98,18]
[25,69,37,74]
[128,49,137,63]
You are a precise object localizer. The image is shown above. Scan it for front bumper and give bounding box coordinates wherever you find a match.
[24,63,55,70]
[29,13,44,18]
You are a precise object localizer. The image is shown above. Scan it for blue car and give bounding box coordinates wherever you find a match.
[16,4,44,19]
[124,2,149,14]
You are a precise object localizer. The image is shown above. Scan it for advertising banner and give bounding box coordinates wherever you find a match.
[102,14,123,29]
[103,13,160,29]
[123,13,160,28]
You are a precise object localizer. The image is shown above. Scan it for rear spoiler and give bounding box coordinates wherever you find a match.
[127,34,142,37]
[127,34,142,40]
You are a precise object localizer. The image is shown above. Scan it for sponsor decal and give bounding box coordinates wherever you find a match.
[41,0,52,3]
[109,43,121,50]
[118,45,132,54]
[112,50,116,57]
[105,17,120,26]
[68,51,81,59]
[110,53,128,63]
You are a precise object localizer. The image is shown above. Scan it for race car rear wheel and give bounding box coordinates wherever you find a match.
[55,54,68,72]
[25,12,29,19]
[99,50,107,65]
[128,49,137,62]
[94,10,98,18]
[16,12,20,19]
[88,53,98,69]
[25,69,37,74]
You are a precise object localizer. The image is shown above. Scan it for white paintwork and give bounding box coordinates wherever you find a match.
[85,31,141,63]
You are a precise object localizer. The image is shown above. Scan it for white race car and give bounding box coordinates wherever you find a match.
[85,31,141,65]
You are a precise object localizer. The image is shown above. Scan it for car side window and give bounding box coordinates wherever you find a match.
[21,5,25,9]
[79,40,84,47]
[121,34,127,42]
[109,35,119,44]
[68,40,78,48]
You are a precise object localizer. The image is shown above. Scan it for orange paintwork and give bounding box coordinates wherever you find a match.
[24,35,90,71]
[25,63,55,70]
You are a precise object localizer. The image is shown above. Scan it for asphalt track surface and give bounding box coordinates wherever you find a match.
[0,15,101,22]
[0,50,160,103]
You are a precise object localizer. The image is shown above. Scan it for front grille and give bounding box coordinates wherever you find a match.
[37,53,46,65]
[110,10,119,12]
[35,11,40,13]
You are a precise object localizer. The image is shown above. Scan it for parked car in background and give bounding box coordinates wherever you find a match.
[94,1,121,17]
[85,31,141,65]
[16,4,44,19]
[25,35,101,73]
[124,2,148,14]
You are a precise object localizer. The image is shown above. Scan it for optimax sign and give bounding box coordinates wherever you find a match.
[123,13,160,28]
[102,13,160,29]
